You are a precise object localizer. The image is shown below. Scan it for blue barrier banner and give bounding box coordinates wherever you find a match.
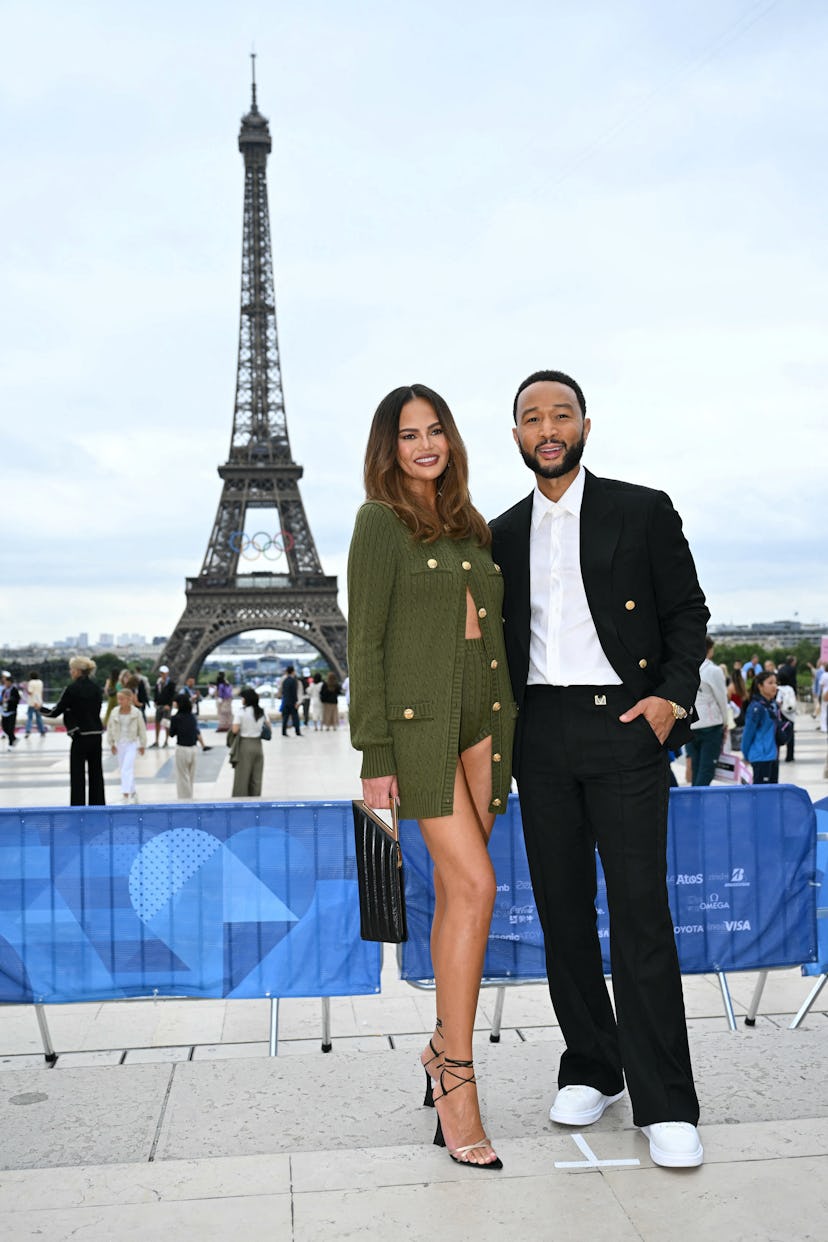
[400,786,818,981]
[0,802,381,1003]
[803,798,828,977]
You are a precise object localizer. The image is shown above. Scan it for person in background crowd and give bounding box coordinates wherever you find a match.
[182,676,201,715]
[102,669,120,725]
[740,671,782,785]
[230,686,266,796]
[729,661,747,726]
[169,692,210,799]
[131,664,151,718]
[215,670,233,732]
[151,665,176,747]
[280,665,302,737]
[1,672,20,748]
[308,672,323,731]
[763,658,777,674]
[776,655,798,692]
[685,638,728,786]
[743,653,763,681]
[24,670,46,738]
[42,657,105,804]
[320,672,341,730]
[808,661,825,720]
[775,678,798,763]
[106,687,147,802]
[300,667,311,726]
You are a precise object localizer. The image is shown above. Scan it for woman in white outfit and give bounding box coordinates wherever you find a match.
[308,673,324,731]
[231,686,266,796]
[106,689,147,801]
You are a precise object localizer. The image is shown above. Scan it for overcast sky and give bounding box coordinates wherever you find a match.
[1,0,826,648]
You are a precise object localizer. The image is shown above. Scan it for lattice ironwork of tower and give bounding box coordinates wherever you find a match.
[160,67,348,681]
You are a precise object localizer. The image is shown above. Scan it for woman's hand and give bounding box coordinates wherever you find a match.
[361,775,399,810]
[110,745,117,755]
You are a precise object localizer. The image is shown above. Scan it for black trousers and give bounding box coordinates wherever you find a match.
[70,733,105,806]
[515,685,699,1127]
[281,704,301,735]
[1,714,15,746]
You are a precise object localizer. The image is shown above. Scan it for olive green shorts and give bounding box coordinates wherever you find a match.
[458,638,492,753]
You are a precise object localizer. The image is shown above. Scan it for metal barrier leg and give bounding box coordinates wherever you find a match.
[269,998,280,1057]
[744,970,769,1026]
[321,997,332,1052]
[716,972,737,1031]
[789,975,827,1030]
[489,986,506,1042]
[34,1004,57,1066]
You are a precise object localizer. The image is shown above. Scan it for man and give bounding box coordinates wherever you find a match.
[24,670,47,737]
[743,653,763,680]
[151,665,176,747]
[775,656,798,760]
[685,637,728,785]
[280,665,302,737]
[131,664,151,719]
[1,672,20,748]
[182,676,202,716]
[491,369,708,1168]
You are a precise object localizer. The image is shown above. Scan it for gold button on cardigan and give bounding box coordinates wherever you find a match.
[347,501,516,820]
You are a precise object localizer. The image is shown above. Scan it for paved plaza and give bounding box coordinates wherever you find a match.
[0,713,826,1240]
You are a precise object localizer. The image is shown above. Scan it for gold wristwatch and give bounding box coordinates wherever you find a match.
[667,700,688,721]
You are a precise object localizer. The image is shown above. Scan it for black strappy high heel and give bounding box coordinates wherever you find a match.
[421,1017,443,1108]
[432,1057,503,1170]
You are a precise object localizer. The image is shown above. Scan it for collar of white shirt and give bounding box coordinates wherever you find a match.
[531,465,585,528]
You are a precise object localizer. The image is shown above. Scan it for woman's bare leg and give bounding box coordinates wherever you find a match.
[418,758,498,1165]
[421,868,446,1082]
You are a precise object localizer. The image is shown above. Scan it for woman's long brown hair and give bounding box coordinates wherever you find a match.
[363,384,491,546]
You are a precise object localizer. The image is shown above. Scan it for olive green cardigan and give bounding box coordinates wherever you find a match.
[347,501,517,820]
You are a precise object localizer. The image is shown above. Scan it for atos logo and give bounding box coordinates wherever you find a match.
[725,919,751,932]
[675,874,703,885]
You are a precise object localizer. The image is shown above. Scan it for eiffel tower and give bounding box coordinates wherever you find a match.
[160,62,348,681]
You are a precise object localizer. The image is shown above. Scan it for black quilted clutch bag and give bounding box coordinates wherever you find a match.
[352,800,407,943]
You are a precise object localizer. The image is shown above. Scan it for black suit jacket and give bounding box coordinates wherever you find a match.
[489,468,709,749]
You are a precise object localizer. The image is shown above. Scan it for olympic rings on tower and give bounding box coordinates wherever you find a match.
[228,530,296,561]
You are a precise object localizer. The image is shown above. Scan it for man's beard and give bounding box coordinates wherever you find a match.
[517,434,586,479]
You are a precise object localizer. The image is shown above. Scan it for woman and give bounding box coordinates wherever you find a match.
[740,670,781,784]
[169,692,210,799]
[348,384,516,1170]
[230,686,266,796]
[42,656,105,804]
[215,670,233,732]
[319,672,341,730]
[308,672,324,731]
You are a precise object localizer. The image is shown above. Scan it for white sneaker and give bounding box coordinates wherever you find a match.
[549,1084,625,1125]
[640,1122,703,1167]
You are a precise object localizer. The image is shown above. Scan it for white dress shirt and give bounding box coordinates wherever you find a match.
[527,468,622,687]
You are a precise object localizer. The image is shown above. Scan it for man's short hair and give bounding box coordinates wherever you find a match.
[513,370,587,422]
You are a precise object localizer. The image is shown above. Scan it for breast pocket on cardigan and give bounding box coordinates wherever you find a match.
[387,701,436,722]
